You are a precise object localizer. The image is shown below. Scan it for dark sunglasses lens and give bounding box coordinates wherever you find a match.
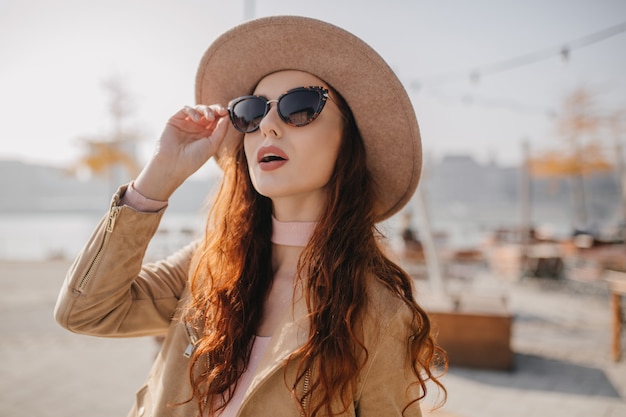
[232,98,267,132]
[279,90,322,126]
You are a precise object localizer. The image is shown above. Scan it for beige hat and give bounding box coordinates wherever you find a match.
[195,15,421,221]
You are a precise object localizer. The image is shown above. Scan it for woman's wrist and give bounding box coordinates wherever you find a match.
[120,182,168,212]
[133,156,183,201]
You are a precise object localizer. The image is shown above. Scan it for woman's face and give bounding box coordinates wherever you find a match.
[243,70,345,221]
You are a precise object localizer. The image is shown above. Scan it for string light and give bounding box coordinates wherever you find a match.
[409,21,626,117]
[412,21,626,86]
[420,86,558,118]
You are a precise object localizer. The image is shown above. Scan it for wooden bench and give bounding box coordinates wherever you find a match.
[428,294,513,370]
[605,270,626,361]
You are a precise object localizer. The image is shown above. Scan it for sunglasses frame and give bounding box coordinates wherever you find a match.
[227,86,330,133]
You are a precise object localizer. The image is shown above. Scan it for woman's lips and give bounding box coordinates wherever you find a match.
[257,146,288,171]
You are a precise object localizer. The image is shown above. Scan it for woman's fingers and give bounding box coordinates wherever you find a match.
[204,114,229,150]
[180,104,228,126]
[163,105,228,145]
[181,105,201,122]
[199,104,228,123]
[160,104,230,160]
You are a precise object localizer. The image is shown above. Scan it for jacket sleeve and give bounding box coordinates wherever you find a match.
[54,185,197,338]
[355,298,424,417]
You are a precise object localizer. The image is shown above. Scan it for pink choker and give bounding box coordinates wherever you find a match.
[271,217,317,247]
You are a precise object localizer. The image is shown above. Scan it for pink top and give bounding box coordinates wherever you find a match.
[218,336,272,417]
[271,216,316,247]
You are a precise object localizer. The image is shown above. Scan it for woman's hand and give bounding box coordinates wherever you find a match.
[133,104,230,201]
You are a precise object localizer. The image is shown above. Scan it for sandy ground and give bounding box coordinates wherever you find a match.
[0,259,625,417]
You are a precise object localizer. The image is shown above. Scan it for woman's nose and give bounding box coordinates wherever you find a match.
[258,100,282,137]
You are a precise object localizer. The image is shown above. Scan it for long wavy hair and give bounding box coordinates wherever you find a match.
[184,87,447,417]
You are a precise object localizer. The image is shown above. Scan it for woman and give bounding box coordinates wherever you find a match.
[55,16,446,417]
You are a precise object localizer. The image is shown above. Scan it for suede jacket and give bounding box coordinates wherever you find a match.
[54,187,424,417]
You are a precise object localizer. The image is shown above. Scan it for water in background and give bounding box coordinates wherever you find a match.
[0,211,434,262]
[0,212,206,261]
[0,202,597,262]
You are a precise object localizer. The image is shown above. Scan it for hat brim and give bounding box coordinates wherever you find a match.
[195,16,421,222]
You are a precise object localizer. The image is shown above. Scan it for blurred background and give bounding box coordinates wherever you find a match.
[1,1,626,417]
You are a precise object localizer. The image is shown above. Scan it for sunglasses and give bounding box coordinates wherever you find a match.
[228,86,329,133]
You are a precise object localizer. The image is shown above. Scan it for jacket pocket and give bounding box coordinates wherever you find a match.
[130,385,151,417]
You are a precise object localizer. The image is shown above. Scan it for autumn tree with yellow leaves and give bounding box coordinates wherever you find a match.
[71,74,141,190]
[529,88,621,232]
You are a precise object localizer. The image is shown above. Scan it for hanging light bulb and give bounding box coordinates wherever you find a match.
[560,46,570,64]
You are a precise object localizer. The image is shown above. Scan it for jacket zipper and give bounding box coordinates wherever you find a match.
[300,367,311,417]
[183,321,200,358]
[77,205,120,292]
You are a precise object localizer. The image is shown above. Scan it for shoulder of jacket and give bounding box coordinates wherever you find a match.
[361,273,414,340]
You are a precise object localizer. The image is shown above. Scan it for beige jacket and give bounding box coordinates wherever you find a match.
[54,187,424,417]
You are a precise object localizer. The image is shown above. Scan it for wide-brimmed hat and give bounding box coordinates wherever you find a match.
[195,15,421,221]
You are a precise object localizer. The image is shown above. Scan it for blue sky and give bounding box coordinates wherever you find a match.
[1,0,625,173]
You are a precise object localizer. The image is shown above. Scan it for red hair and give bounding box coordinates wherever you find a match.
[184,89,446,416]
